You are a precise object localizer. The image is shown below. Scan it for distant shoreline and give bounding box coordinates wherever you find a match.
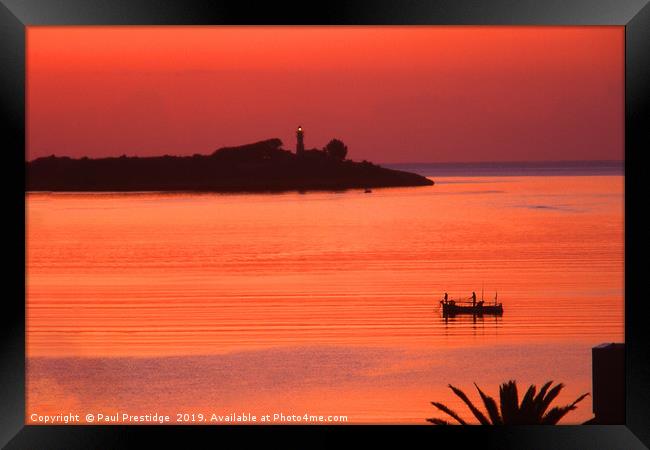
[383,160,623,177]
[26,138,433,192]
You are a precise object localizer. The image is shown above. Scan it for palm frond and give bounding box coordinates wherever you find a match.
[520,384,536,409]
[426,418,451,425]
[427,380,588,425]
[534,381,554,405]
[570,393,590,406]
[541,405,576,424]
[474,383,502,425]
[541,392,589,425]
[539,383,564,416]
[533,381,554,420]
[449,384,490,425]
[519,384,538,424]
[499,380,519,424]
[430,401,467,425]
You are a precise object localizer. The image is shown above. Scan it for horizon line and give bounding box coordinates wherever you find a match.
[381,159,624,165]
[26,154,624,165]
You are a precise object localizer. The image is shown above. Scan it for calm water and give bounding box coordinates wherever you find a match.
[26,175,624,424]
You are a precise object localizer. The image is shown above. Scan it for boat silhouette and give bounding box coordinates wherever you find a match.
[439,291,503,317]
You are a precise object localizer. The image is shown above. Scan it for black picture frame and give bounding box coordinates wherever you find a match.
[2,1,648,448]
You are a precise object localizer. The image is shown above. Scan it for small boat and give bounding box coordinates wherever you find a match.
[364,188,372,193]
[439,292,503,316]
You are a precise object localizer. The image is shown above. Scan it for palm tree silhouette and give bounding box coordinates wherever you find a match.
[427,380,589,425]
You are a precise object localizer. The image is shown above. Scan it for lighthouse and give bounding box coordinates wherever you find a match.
[296,125,305,156]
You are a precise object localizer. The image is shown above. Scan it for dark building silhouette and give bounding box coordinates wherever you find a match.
[590,342,625,424]
[296,125,305,156]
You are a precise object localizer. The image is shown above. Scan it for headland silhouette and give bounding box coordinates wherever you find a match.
[27,129,433,192]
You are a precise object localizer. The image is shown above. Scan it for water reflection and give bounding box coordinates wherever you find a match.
[441,312,503,327]
[26,175,624,423]
[439,308,504,339]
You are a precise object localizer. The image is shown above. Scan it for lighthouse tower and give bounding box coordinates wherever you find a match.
[296,125,305,156]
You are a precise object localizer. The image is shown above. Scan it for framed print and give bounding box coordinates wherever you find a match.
[1,0,649,448]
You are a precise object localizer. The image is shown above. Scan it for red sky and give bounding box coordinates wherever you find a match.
[27,26,623,163]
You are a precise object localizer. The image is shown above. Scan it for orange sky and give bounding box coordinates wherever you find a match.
[27,26,624,163]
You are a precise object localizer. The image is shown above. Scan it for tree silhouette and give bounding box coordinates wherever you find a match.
[324,139,348,160]
[427,380,589,425]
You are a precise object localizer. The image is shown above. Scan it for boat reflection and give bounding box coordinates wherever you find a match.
[441,312,503,326]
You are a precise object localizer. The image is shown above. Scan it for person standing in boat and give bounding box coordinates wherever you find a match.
[443,292,448,304]
[472,291,477,307]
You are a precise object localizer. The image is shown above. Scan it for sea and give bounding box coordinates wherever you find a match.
[26,161,624,424]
